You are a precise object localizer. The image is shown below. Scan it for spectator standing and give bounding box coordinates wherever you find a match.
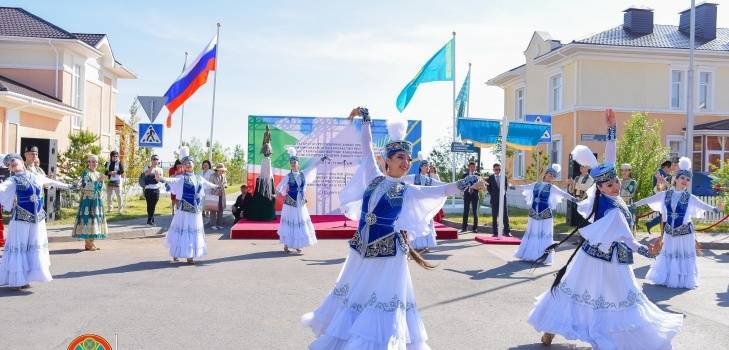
[104,150,125,213]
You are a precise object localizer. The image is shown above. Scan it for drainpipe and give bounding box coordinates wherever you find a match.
[47,39,60,98]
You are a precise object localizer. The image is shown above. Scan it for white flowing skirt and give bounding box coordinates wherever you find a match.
[647,231,698,289]
[410,221,437,250]
[165,210,206,259]
[0,220,52,287]
[514,217,554,265]
[528,250,683,350]
[301,246,430,350]
[278,202,317,249]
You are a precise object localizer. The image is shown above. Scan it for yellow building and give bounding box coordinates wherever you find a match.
[487,4,728,183]
[0,7,136,169]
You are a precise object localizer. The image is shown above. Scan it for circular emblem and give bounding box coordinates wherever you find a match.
[365,213,377,225]
[67,334,112,350]
[29,194,38,203]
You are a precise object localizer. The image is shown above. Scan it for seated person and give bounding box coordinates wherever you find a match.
[232,184,252,223]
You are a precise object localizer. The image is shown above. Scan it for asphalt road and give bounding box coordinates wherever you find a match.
[2,233,728,349]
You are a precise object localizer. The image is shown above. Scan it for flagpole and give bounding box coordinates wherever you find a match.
[466,63,471,118]
[179,51,188,147]
[208,23,221,162]
[451,31,457,201]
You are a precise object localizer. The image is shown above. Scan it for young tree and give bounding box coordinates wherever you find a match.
[710,161,729,212]
[57,130,102,181]
[525,149,550,182]
[616,112,669,203]
[227,144,246,184]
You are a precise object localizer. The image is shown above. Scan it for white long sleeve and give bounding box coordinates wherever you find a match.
[549,185,576,207]
[39,175,70,189]
[396,181,466,237]
[579,208,641,253]
[339,122,383,221]
[633,191,666,213]
[0,179,16,210]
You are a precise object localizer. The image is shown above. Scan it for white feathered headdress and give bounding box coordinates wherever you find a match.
[545,163,561,177]
[676,156,693,179]
[570,145,598,169]
[287,146,298,162]
[384,118,412,157]
[178,146,192,164]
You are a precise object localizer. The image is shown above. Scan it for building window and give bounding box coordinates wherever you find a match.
[514,150,525,178]
[704,135,729,172]
[550,139,562,179]
[515,87,525,120]
[549,74,562,112]
[699,71,711,110]
[693,136,703,171]
[671,70,683,109]
[667,137,685,159]
[71,64,83,128]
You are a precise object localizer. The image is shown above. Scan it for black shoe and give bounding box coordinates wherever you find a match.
[471,227,478,233]
[645,223,652,235]
[458,228,468,234]
[147,220,153,225]
[503,232,513,237]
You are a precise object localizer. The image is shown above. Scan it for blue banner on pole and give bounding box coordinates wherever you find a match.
[138,123,164,148]
[525,114,551,143]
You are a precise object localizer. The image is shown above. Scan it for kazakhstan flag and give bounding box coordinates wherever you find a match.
[396,38,454,112]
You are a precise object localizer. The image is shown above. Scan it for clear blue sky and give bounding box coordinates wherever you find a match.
[6,0,726,162]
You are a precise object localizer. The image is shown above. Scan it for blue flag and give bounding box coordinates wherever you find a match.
[457,118,550,151]
[455,66,470,118]
[396,38,455,112]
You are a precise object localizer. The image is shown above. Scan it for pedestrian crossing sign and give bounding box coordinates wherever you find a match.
[138,123,164,148]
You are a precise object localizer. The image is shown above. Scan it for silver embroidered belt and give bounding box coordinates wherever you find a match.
[177,200,200,213]
[528,208,553,220]
[664,222,693,236]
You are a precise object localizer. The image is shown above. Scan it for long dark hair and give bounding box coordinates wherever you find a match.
[535,190,602,294]
[402,230,436,270]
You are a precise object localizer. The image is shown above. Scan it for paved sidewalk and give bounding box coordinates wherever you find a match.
[46,194,238,243]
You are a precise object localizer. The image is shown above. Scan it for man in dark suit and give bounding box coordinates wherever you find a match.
[486,163,511,237]
[460,161,480,233]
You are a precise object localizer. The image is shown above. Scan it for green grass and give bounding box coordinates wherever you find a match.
[225,183,243,195]
[49,194,174,226]
[446,207,573,233]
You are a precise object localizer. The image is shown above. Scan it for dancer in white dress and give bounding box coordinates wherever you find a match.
[529,109,683,348]
[0,154,71,290]
[301,107,482,349]
[632,157,722,289]
[276,146,317,254]
[162,148,218,264]
[514,164,575,265]
[402,152,444,252]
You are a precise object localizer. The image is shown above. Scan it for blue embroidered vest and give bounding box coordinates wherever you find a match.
[11,173,46,223]
[581,195,635,264]
[178,173,203,213]
[529,183,552,220]
[664,190,692,236]
[414,174,432,186]
[284,172,305,207]
[348,176,408,258]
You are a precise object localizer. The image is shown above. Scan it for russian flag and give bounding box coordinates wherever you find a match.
[163,34,218,128]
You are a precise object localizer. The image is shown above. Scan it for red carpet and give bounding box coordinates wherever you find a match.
[230,215,458,240]
[474,234,522,245]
